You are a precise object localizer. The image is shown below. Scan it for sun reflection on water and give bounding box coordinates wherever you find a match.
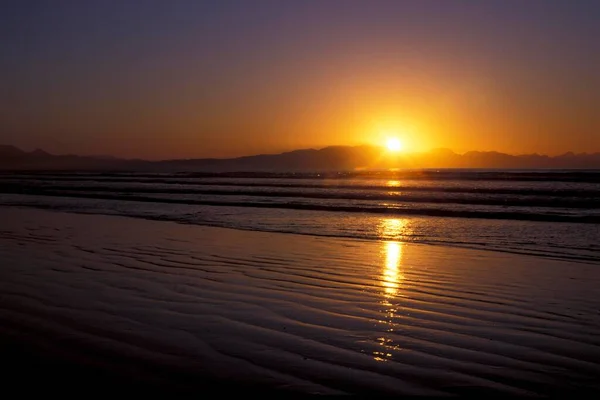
[383,241,402,297]
[372,218,409,362]
[378,217,412,241]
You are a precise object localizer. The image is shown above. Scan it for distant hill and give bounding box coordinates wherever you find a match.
[0,145,26,158]
[1,145,599,171]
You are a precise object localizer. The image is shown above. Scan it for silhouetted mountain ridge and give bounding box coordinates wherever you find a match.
[1,145,599,171]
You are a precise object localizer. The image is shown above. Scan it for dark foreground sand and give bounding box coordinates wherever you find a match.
[1,208,599,395]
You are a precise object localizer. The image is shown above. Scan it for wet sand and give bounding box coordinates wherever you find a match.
[1,208,599,395]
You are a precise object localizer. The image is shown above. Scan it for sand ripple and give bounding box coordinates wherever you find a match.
[1,208,600,395]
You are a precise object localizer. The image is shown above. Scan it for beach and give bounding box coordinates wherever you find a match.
[1,207,599,395]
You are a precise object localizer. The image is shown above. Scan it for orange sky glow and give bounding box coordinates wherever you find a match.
[1,1,598,160]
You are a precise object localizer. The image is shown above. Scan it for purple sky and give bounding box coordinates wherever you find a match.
[1,0,599,159]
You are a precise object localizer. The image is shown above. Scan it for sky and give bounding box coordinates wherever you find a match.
[1,0,599,159]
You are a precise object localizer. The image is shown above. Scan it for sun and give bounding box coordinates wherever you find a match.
[386,137,403,152]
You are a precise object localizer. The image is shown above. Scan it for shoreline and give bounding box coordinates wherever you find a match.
[1,207,599,395]
[2,198,598,266]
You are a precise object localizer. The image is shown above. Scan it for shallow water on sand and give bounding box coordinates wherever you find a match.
[1,170,599,264]
[1,208,599,395]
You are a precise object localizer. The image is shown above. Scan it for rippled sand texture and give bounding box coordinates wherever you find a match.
[1,208,599,395]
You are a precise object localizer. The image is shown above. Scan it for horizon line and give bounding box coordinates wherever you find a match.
[3,143,600,162]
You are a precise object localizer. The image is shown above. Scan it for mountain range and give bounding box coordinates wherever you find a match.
[1,144,600,171]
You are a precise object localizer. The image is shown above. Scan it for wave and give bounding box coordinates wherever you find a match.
[2,178,600,197]
[2,189,598,224]
[3,169,600,182]
[2,192,599,264]
[1,181,599,210]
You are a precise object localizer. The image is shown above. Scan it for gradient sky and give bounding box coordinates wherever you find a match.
[1,0,599,159]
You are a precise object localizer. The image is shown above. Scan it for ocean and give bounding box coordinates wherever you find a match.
[2,170,600,395]
[1,169,599,264]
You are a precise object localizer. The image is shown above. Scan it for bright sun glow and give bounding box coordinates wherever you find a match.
[386,138,403,152]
